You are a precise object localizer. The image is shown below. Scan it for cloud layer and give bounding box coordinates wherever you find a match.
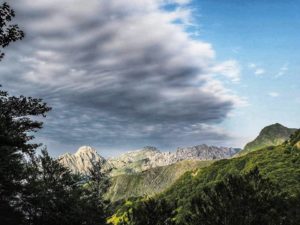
[2,0,241,154]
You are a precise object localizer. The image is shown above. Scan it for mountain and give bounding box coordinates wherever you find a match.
[59,145,240,176]
[58,146,106,174]
[106,160,213,202]
[238,123,297,156]
[162,129,300,210]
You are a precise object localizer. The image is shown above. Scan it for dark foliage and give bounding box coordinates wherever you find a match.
[0,89,51,224]
[22,150,83,225]
[0,4,35,215]
[184,168,298,225]
[21,150,110,225]
[80,160,111,225]
[124,198,176,225]
[0,2,24,60]
[288,129,300,146]
[116,168,299,225]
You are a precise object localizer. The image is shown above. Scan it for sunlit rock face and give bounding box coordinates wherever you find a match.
[58,146,106,174]
[59,145,240,176]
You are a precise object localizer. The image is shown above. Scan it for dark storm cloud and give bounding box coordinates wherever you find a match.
[0,0,242,153]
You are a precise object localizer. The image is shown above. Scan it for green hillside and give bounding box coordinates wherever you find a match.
[162,130,300,207]
[108,130,300,225]
[238,123,297,156]
[106,160,213,202]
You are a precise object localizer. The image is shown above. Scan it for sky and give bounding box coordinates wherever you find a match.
[1,0,300,157]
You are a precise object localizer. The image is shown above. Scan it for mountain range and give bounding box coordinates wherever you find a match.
[58,145,240,176]
[58,123,298,201]
[58,144,240,201]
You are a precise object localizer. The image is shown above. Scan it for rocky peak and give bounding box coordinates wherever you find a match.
[75,146,98,157]
[59,146,105,174]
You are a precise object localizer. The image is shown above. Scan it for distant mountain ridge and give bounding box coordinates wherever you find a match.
[238,123,297,156]
[57,124,299,202]
[59,145,241,176]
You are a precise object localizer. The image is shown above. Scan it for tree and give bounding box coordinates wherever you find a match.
[184,168,291,225]
[78,160,111,225]
[123,198,176,225]
[0,2,24,60]
[21,149,94,225]
[0,89,51,224]
[22,151,112,225]
[0,3,50,223]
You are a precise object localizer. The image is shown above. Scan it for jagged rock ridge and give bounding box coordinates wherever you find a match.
[175,144,240,160]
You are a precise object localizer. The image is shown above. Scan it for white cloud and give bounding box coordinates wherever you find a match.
[212,60,241,83]
[268,92,280,97]
[276,63,289,78]
[248,63,256,69]
[248,63,265,76]
[254,68,265,76]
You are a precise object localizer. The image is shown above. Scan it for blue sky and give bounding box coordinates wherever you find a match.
[2,0,300,156]
[190,0,300,144]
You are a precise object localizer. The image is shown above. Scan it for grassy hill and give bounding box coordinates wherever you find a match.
[106,160,213,202]
[162,130,300,207]
[237,123,297,156]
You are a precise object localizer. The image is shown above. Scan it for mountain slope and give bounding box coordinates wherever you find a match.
[162,130,300,208]
[106,160,213,202]
[238,123,297,156]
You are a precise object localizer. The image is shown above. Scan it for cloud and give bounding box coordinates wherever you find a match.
[248,63,265,76]
[276,63,288,78]
[212,60,241,83]
[2,0,242,153]
[254,68,265,76]
[248,63,256,69]
[268,92,280,97]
